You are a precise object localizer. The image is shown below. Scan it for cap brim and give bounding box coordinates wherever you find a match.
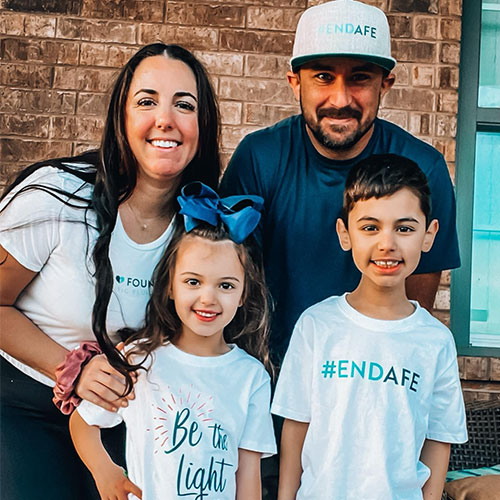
[291,53,397,73]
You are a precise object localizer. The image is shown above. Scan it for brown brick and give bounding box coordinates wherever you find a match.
[167,26,219,50]
[490,358,500,382]
[81,0,125,19]
[0,63,53,88]
[387,15,412,38]
[377,109,408,129]
[441,270,451,286]
[463,357,490,381]
[123,1,164,22]
[220,101,242,125]
[389,0,435,13]
[1,138,72,162]
[440,42,460,64]
[57,18,137,44]
[4,0,80,15]
[433,138,455,163]
[434,287,450,310]
[80,43,107,66]
[413,15,438,39]
[245,54,290,78]
[392,40,436,63]
[1,39,79,65]
[392,63,410,86]
[226,0,306,5]
[0,12,26,35]
[77,93,110,116]
[432,310,450,328]
[53,67,118,92]
[138,23,170,44]
[412,65,434,87]
[167,3,245,28]
[50,116,105,141]
[24,15,57,37]
[245,103,298,126]
[220,29,294,55]
[194,51,244,76]
[440,18,461,40]
[219,77,296,105]
[247,7,302,32]
[0,88,76,114]
[438,66,459,89]
[409,112,433,135]
[439,0,462,16]
[74,143,101,155]
[382,88,435,112]
[221,125,261,150]
[436,114,457,137]
[457,355,465,379]
[0,114,50,137]
[107,46,140,68]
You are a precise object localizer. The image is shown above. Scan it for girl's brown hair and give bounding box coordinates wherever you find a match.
[119,218,273,392]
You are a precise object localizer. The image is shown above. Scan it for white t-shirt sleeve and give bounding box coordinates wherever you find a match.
[426,339,467,444]
[239,368,277,458]
[0,168,67,271]
[271,314,313,422]
[77,399,124,429]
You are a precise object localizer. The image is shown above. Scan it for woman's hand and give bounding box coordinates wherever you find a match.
[75,354,135,412]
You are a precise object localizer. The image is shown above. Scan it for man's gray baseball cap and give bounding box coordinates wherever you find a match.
[291,0,397,72]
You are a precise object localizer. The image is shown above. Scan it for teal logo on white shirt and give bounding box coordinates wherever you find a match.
[321,359,420,392]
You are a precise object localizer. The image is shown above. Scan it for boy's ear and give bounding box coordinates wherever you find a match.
[422,219,439,253]
[336,218,352,251]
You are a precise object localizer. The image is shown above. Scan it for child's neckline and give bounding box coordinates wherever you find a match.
[167,342,239,365]
[339,293,421,332]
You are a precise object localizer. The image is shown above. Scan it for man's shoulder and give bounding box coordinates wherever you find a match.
[375,118,445,165]
[237,114,302,149]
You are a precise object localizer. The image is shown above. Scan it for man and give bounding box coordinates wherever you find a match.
[220,0,460,365]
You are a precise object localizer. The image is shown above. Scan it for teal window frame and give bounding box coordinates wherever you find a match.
[451,0,500,355]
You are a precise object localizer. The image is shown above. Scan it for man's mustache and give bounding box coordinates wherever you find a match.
[317,107,362,121]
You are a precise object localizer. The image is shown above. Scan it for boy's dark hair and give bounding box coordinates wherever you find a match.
[341,154,431,226]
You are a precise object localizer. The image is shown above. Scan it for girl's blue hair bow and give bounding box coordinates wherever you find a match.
[177,182,264,244]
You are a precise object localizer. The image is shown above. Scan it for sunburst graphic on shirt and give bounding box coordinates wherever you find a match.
[146,384,214,454]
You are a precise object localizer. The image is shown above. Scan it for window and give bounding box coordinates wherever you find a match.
[452,0,500,354]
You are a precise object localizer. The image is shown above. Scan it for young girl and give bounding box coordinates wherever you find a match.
[70,181,277,500]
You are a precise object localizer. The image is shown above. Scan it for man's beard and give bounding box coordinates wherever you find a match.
[302,102,376,152]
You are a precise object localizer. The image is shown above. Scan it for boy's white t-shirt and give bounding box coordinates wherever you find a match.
[0,166,173,386]
[78,343,277,500]
[272,294,467,500]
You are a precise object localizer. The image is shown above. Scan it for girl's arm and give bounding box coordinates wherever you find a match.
[420,439,450,500]
[69,411,142,500]
[278,418,309,500]
[236,449,262,500]
[0,246,131,411]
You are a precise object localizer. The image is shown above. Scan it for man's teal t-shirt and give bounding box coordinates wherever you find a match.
[220,115,460,362]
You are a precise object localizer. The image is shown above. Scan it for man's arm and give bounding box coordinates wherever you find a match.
[420,439,450,500]
[406,271,441,312]
[278,418,309,500]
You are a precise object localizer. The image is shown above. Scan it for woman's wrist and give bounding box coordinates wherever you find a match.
[52,341,102,414]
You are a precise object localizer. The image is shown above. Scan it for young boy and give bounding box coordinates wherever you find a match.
[271,154,467,500]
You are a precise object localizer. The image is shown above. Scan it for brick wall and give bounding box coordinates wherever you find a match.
[0,0,460,313]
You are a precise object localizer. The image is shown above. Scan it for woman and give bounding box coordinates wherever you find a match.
[0,43,221,499]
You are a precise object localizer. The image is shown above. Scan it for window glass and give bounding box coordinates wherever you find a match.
[470,131,500,347]
[479,1,500,107]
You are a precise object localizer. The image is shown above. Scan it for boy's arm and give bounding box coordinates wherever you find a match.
[278,418,309,500]
[420,439,450,500]
[235,449,262,500]
[69,411,142,500]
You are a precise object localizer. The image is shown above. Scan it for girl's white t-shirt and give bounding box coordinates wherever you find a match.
[0,166,173,386]
[78,343,277,500]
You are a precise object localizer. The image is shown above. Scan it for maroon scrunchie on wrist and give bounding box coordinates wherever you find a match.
[52,341,102,415]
